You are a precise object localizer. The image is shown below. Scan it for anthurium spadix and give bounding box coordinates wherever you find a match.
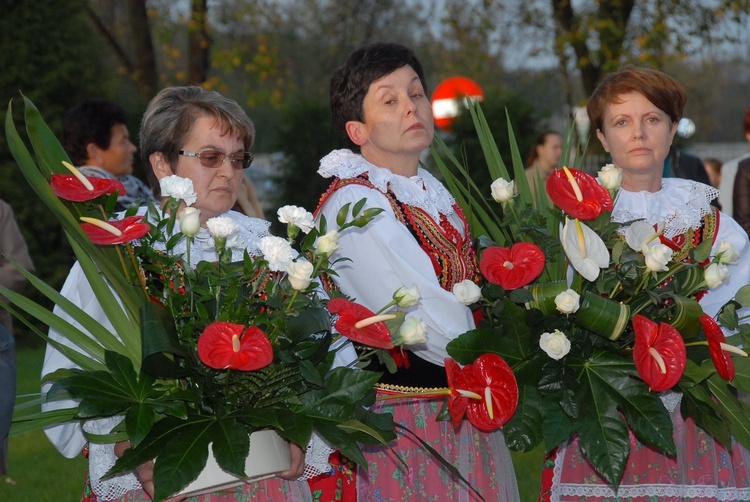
[561,217,609,281]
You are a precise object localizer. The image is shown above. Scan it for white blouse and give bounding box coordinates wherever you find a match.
[316,149,475,366]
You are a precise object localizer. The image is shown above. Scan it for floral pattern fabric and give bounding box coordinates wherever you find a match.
[356,395,519,502]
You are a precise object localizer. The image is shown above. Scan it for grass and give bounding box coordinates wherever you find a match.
[1,347,86,501]
[2,347,543,501]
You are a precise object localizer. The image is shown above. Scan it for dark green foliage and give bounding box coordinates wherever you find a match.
[269,94,346,229]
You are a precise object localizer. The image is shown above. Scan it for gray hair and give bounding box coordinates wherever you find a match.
[139,86,255,194]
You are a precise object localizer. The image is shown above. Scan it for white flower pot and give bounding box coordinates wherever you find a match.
[178,429,291,498]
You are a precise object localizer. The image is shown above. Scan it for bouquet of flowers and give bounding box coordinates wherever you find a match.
[430,103,750,488]
[1,97,422,500]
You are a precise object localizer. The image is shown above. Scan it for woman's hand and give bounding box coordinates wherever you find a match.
[115,440,186,502]
[277,442,306,480]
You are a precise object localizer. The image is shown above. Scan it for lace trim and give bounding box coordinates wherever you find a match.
[83,418,141,501]
[318,149,456,220]
[612,179,718,238]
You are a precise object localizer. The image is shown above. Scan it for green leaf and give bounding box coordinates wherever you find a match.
[735,285,750,307]
[503,385,543,452]
[706,375,750,450]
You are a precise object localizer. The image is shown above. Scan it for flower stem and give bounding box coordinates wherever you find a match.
[125,242,149,299]
[375,389,450,401]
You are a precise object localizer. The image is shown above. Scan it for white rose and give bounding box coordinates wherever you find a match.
[178,207,201,238]
[717,241,740,265]
[259,235,299,271]
[539,329,571,360]
[286,258,314,291]
[159,175,197,206]
[452,279,482,305]
[277,205,315,234]
[554,289,580,314]
[705,262,730,289]
[490,178,515,203]
[597,164,622,190]
[396,317,427,345]
[205,216,239,239]
[644,243,672,272]
[393,285,420,308]
[315,229,340,257]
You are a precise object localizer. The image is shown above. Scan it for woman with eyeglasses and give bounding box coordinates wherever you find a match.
[42,86,313,502]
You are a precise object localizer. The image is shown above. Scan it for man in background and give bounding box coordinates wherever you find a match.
[718,107,750,216]
[63,99,156,211]
[0,198,34,485]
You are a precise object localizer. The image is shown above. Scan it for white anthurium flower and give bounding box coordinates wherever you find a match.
[705,262,730,289]
[452,279,482,305]
[624,220,660,252]
[277,205,315,234]
[561,217,609,282]
[315,229,340,258]
[717,241,740,265]
[597,164,622,190]
[159,175,197,206]
[490,178,515,203]
[178,207,201,238]
[393,285,420,308]
[396,317,427,345]
[259,235,299,272]
[554,289,580,314]
[539,329,571,360]
[644,243,672,272]
[286,258,315,291]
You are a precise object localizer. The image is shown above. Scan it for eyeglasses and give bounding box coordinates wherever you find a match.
[178,150,254,169]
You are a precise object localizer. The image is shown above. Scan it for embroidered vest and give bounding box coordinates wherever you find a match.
[316,174,479,290]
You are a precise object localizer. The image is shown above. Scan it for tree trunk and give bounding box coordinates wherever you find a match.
[188,0,210,85]
[127,0,159,100]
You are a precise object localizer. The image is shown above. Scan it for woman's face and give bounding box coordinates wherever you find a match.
[156,115,245,224]
[348,65,434,170]
[537,133,563,169]
[596,91,677,179]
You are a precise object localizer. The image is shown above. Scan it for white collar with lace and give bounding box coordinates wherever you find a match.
[612,178,719,238]
[318,149,456,220]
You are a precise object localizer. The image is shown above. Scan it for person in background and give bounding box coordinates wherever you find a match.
[313,42,519,502]
[525,130,563,204]
[0,198,34,486]
[44,87,311,502]
[542,65,750,501]
[704,157,722,189]
[718,107,750,215]
[63,99,157,212]
[232,175,265,218]
[732,155,750,235]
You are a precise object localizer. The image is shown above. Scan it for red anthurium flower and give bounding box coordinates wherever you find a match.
[445,354,518,432]
[632,315,687,391]
[327,298,394,349]
[480,243,545,290]
[699,314,740,381]
[80,216,151,245]
[445,358,473,428]
[50,174,126,202]
[197,322,273,371]
[546,167,613,220]
[464,354,519,432]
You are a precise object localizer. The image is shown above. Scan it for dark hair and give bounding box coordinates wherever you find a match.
[526,130,562,168]
[743,107,750,135]
[63,99,129,166]
[140,86,255,195]
[587,65,687,133]
[330,42,427,153]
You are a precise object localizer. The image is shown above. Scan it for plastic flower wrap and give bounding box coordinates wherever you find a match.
[430,101,750,489]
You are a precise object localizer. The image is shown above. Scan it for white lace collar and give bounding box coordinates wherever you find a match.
[318,149,456,220]
[612,178,719,238]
